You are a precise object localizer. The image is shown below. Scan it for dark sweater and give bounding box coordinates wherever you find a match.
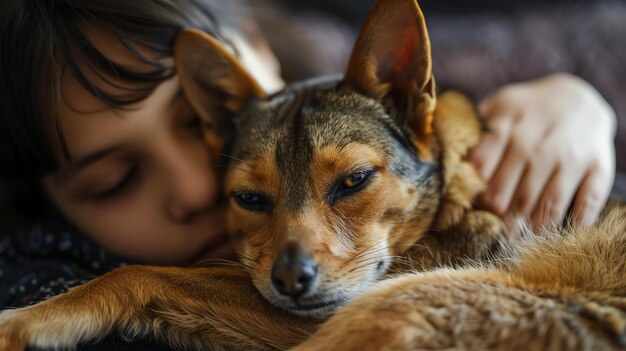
[0,226,170,350]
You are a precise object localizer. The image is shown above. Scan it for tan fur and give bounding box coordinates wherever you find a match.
[1,209,624,350]
[432,92,485,230]
[226,137,468,312]
[0,266,320,351]
[0,0,624,350]
[389,91,500,273]
[292,207,626,351]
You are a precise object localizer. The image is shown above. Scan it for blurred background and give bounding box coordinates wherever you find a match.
[1,0,624,232]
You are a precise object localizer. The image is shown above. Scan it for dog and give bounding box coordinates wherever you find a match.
[1,0,625,350]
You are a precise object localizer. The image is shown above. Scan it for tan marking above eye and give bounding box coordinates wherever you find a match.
[224,152,279,197]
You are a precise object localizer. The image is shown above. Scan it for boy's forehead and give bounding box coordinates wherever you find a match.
[52,74,182,168]
[83,25,170,72]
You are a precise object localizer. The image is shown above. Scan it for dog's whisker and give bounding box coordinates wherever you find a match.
[347,262,379,274]
[347,255,413,274]
[239,253,259,262]
[349,241,430,266]
[238,252,264,267]
[215,162,254,176]
[348,255,421,274]
[234,166,254,175]
[238,255,260,265]
[350,252,416,268]
[250,240,275,264]
[221,153,253,166]
[344,229,429,265]
[347,254,391,271]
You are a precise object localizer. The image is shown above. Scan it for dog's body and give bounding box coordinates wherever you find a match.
[1,0,626,350]
[294,208,626,351]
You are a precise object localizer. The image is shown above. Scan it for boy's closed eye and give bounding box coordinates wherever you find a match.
[64,99,203,202]
[89,163,141,200]
[68,158,141,201]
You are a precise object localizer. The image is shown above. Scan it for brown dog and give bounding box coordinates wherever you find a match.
[1,0,625,350]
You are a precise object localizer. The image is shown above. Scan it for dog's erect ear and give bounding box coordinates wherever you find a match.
[174,29,265,132]
[343,0,435,140]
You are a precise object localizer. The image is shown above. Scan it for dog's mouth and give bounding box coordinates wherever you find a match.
[286,298,347,317]
[255,257,391,317]
[262,286,364,317]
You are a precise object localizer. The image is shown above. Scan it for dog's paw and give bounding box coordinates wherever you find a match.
[0,305,86,351]
[452,209,505,260]
[0,309,29,351]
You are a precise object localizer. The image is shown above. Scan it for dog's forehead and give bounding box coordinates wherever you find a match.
[231,79,397,161]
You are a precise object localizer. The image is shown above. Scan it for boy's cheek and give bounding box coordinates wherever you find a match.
[39,186,225,264]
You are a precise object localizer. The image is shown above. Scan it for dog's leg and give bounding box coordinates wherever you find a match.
[290,269,521,351]
[291,269,626,351]
[0,265,319,351]
[393,209,503,272]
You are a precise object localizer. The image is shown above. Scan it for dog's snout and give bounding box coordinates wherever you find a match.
[271,242,318,298]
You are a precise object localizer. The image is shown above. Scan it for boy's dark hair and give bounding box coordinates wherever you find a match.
[0,0,238,223]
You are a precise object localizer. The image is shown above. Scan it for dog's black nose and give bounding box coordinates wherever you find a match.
[271,242,318,298]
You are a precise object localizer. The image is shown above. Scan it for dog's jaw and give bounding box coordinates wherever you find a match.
[248,242,393,317]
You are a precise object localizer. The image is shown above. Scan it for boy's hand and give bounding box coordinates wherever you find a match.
[469,73,616,233]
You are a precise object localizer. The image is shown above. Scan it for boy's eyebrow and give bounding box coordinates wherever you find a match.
[57,146,121,179]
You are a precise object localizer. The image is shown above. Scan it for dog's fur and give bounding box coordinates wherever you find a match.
[1,0,625,350]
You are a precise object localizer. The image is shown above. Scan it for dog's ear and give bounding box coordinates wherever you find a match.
[174,29,265,133]
[343,0,435,140]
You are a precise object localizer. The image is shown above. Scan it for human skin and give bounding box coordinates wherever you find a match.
[41,27,283,265]
[471,73,616,233]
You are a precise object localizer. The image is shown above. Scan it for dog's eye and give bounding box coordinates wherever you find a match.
[233,192,272,213]
[329,169,375,204]
[342,172,368,188]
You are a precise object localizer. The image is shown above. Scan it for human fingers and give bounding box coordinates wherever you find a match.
[508,156,556,219]
[469,114,514,184]
[505,121,563,219]
[530,165,585,230]
[469,92,515,181]
[569,161,615,226]
[478,136,528,217]
[478,106,554,218]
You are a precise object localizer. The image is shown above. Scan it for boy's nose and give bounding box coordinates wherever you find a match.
[271,242,318,299]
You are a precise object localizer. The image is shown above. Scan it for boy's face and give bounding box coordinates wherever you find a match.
[41,28,283,265]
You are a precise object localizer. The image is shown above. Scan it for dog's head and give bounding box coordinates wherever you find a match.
[175,0,481,317]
